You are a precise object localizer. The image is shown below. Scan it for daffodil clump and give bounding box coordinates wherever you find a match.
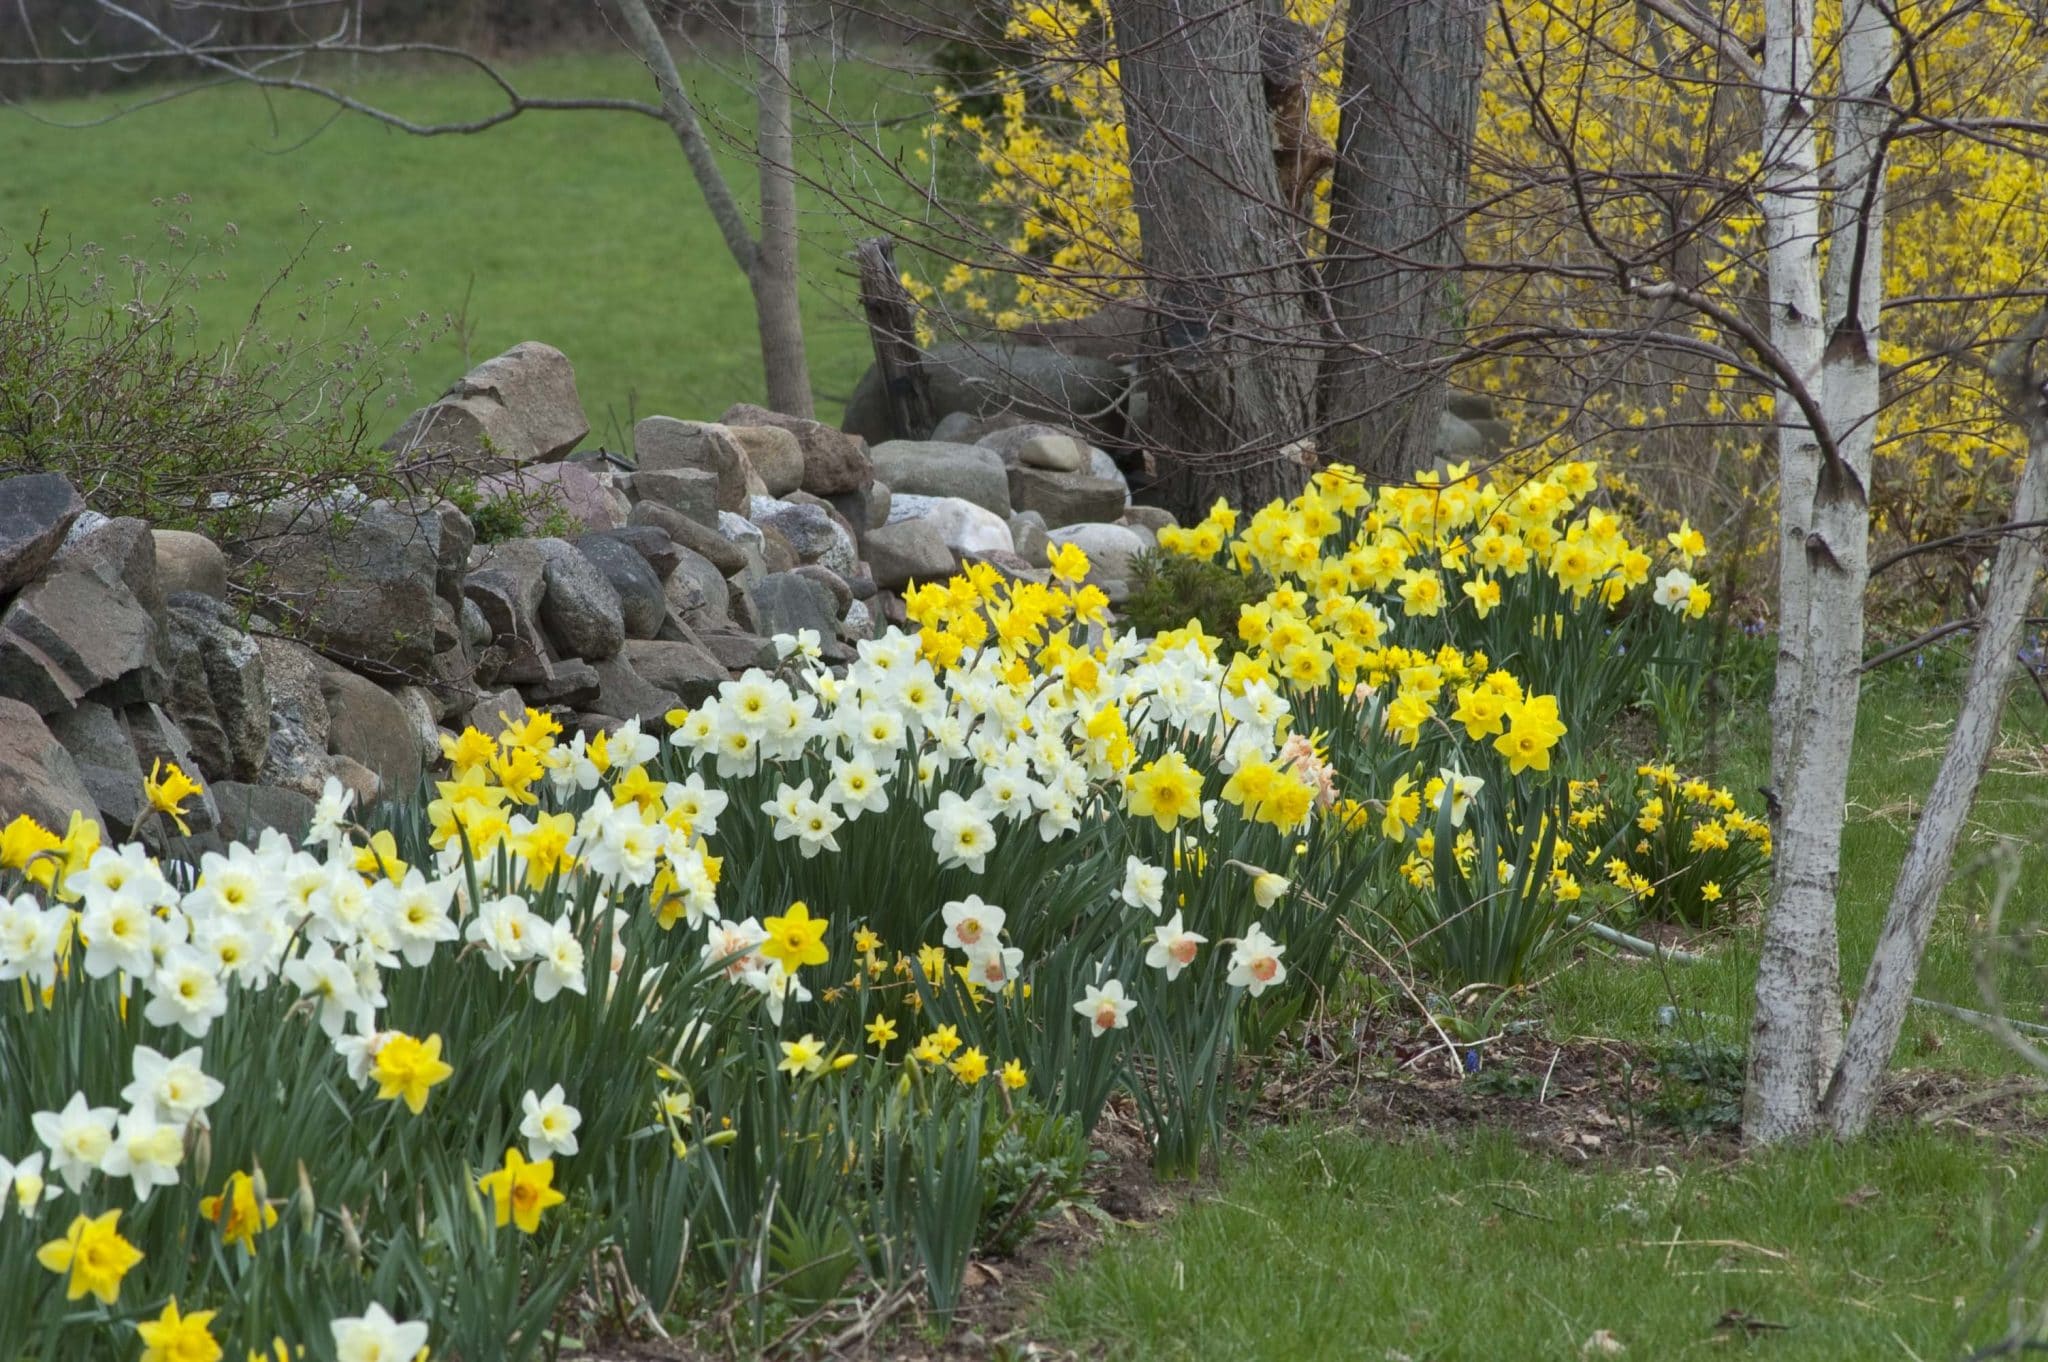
[1571,765,1773,928]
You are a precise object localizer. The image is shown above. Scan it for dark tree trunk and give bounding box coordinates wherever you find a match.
[1108,0,1322,521]
[1319,0,1486,483]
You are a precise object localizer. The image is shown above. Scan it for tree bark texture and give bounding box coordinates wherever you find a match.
[1746,0,1891,1145]
[1109,0,1321,521]
[1319,0,1486,484]
[749,0,816,416]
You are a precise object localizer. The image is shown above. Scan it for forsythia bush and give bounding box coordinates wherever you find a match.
[0,457,1768,1357]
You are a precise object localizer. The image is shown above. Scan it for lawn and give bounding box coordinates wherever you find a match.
[0,49,924,444]
[1039,660,2048,1361]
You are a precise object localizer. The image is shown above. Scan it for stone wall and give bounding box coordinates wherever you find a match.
[0,340,1175,845]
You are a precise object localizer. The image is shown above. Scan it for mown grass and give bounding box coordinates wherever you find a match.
[1044,660,2048,1359]
[0,50,924,442]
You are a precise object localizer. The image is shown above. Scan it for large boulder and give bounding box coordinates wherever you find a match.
[164,597,269,782]
[463,539,552,683]
[863,518,955,591]
[384,341,589,469]
[630,468,721,528]
[211,782,316,844]
[885,495,1014,559]
[153,529,229,601]
[573,533,667,640]
[1006,467,1126,528]
[751,572,841,641]
[61,516,165,626]
[0,473,85,598]
[621,638,726,708]
[472,461,627,534]
[45,701,146,836]
[869,441,1012,518]
[320,666,422,800]
[0,697,100,832]
[0,553,159,714]
[728,425,805,497]
[748,499,858,578]
[253,635,337,799]
[720,403,873,497]
[635,418,751,514]
[244,505,445,679]
[842,341,1131,447]
[536,538,626,662]
[1434,411,1488,460]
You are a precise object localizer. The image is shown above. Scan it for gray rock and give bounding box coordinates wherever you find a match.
[383,341,589,468]
[1122,505,1178,535]
[752,571,841,641]
[635,418,751,514]
[0,559,159,714]
[152,529,229,601]
[460,597,492,651]
[1447,391,1498,422]
[320,667,421,801]
[472,461,626,534]
[428,503,476,607]
[244,505,444,680]
[159,618,231,784]
[721,403,873,497]
[621,639,726,708]
[629,501,745,578]
[630,468,721,528]
[843,342,1131,446]
[463,539,553,683]
[1019,434,1086,472]
[0,473,85,597]
[522,657,601,709]
[864,518,956,591]
[1006,467,1126,527]
[61,517,165,625]
[211,781,316,844]
[1434,411,1487,460]
[165,599,269,781]
[466,686,526,736]
[0,697,100,832]
[124,702,219,834]
[884,495,1014,558]
[389,686,443,778]
[253,635,336,799]
[758,524,798,576]
[842,598,874,642]
[1047,522,1147,601]
[609,525,682,581]
[729,425,805,497]
[46,702,146,836]
[792,564,853,620]
[870,441,1012,518]
[666,546,732,627]
[587,656,682,726]
[1008,511,1050,568]
[865,481,891,529]
[574,533,667,640]
[697,629,777,671]
[536,538,626,662]
[929,411,979,443]
[962,549,1047,585]
[1085,446,1128,495]
[749,498,858,578]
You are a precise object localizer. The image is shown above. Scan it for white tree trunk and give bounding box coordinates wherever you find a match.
[1745,0,1891,1145]
[750,0,815,417]
[1823,324,2048,1135]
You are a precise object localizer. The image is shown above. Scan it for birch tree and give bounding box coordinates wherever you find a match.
[3,0,818,416]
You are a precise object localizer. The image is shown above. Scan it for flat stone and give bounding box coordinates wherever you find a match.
[630,501,745,578]
[211,781,316,844]
[884,495,1013,558]
[61,517,165,625]
[319,666,421,802]
[520,656,601,709]
[0,561,159,714]
[46,701,146,836]
[870,441,1012,518]
[152,529,229,601]
[574,533,667,640]
[621,639,726,708]
[697,628,777,671]
[1006,467,1126,527]
[0,473,84,597]
[864,518,955,591]
[536,538,626,662]
[587,656,681,725]
[608,525,682,581]
[0,697,99,833]
[720,403,873,497]
[383,341,588,468]
[1018,433,1086,472]
[243,505,444,680]
[751,571,840,641]
[728,425,805,496]
[630,468,721,528]
[635,418,751,514]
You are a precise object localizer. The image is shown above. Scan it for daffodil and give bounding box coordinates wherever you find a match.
[144,759,206,836]
[370,1032,454,1115]
[477,1147,566,1234]
[36,1207,143,1303]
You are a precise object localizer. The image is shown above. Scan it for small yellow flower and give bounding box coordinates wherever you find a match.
[477,1147,566,1234]
[36,1208,143,1304]
[138,1297,222,1362]
[865,1014,899,1047]
[779,1034,826,1076]
[200,1170,279,1254]
[144,759,206,836]
[371,1032,454,1115]
[950,1047,989,1084]
[1000,1059,1029,1090]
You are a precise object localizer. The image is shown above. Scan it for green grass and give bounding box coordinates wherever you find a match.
[0,51,923,443]
[1043,1124,2048,1361]
[1045,663,2048,1360]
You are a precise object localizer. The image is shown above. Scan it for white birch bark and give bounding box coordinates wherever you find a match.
[1746,0,1892,1144]
[1823,317,2048,1136]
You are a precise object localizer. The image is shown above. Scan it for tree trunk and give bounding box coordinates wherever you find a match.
[750,0,815,417]
[1745,0,1891,1146]
[1108,0,1321,521]
[1822,328,2048,1136]
[1318,0,1486,484]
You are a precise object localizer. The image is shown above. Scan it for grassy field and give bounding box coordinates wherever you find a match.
[1041,662,2048,1360]
[0,50,923,444]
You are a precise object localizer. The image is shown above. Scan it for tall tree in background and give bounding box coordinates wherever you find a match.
[1320,0,1486,482]
[1,0,817,417]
